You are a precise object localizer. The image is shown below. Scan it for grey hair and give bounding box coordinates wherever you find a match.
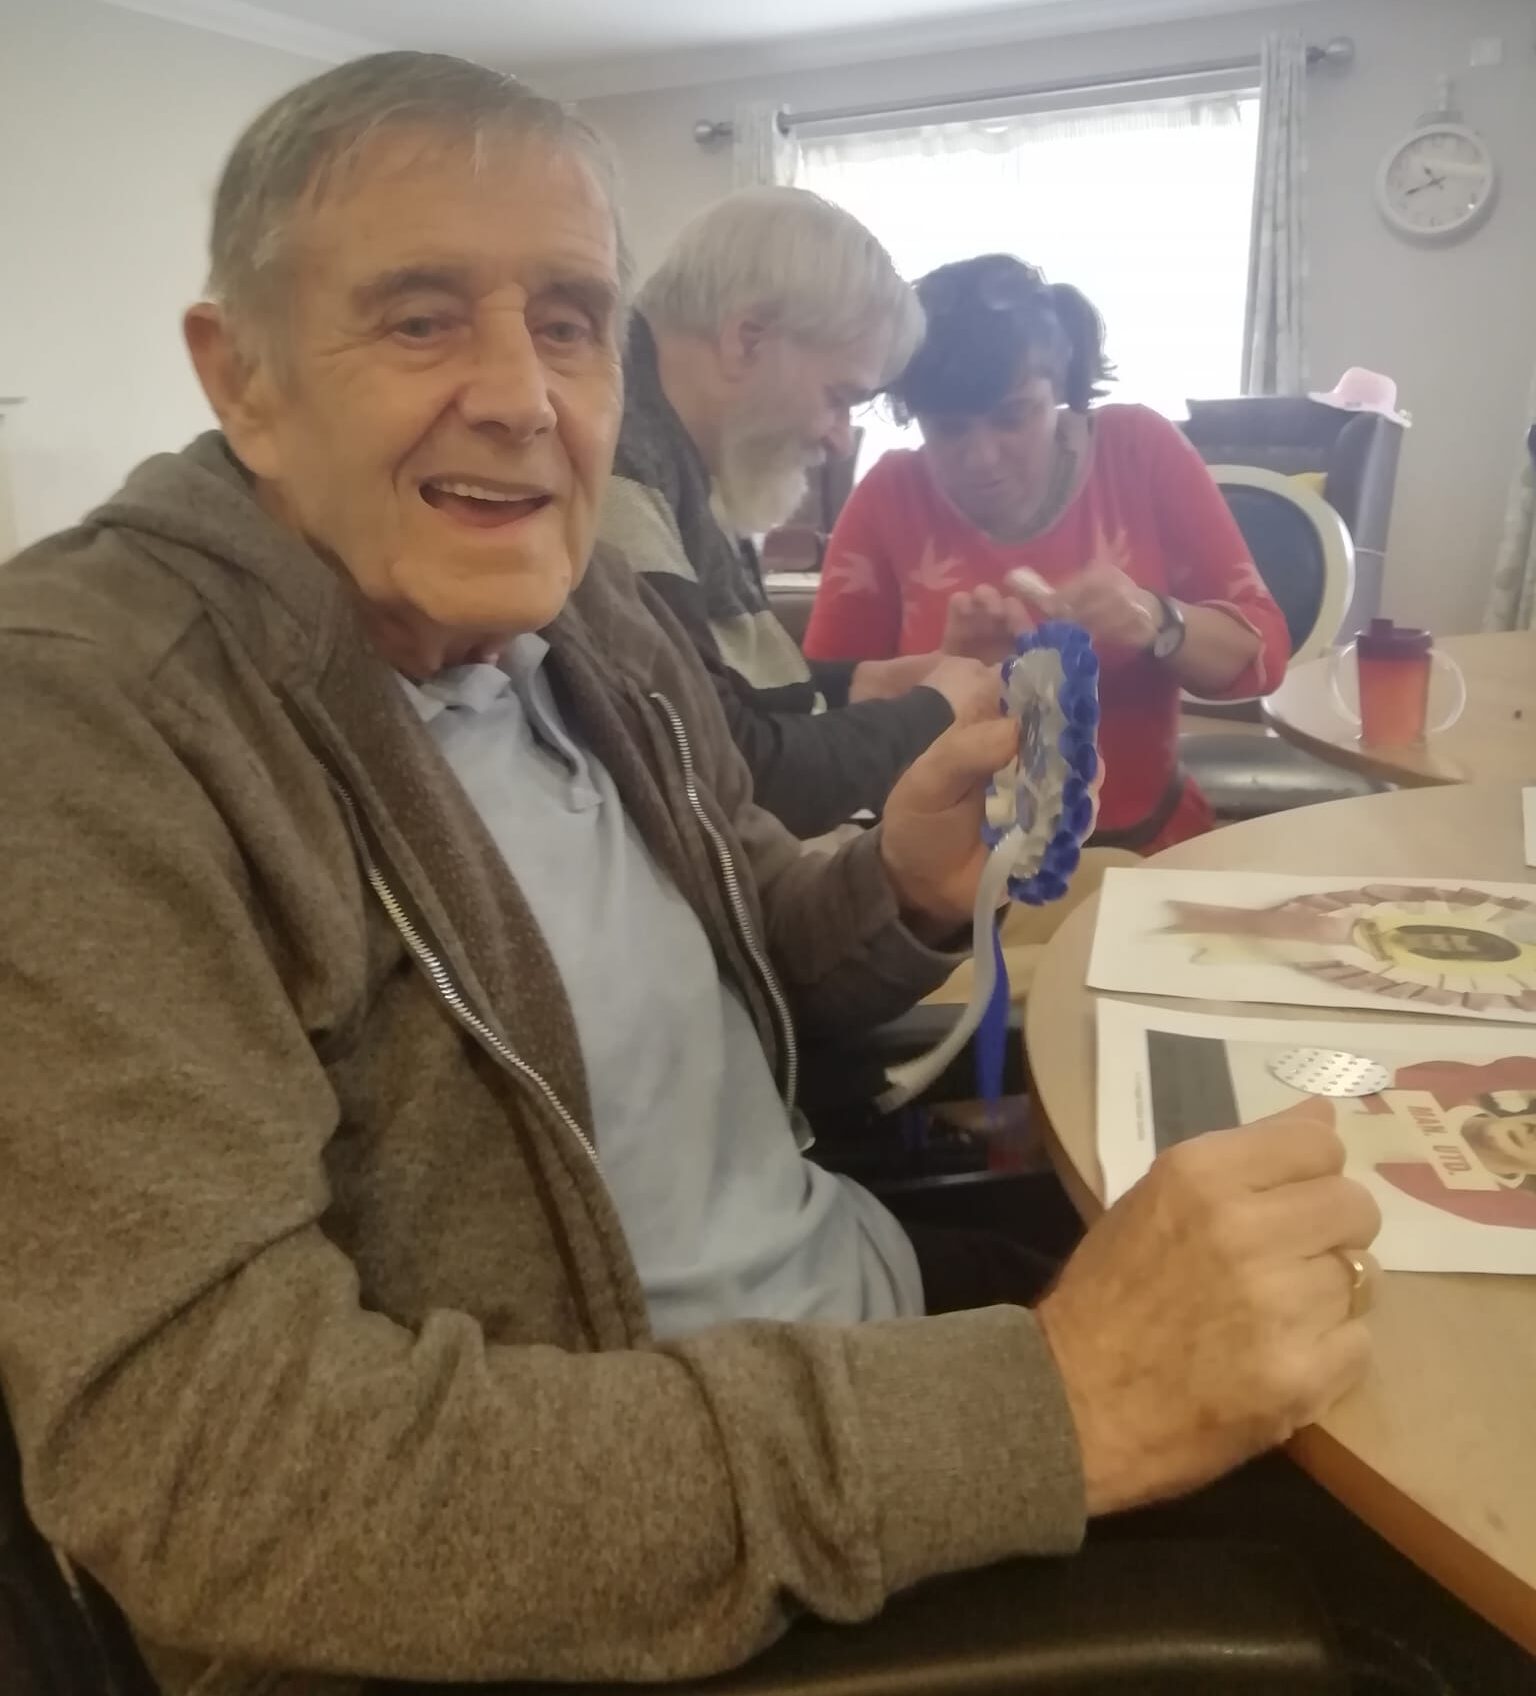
[207,51,628,344]
[639,187,923,385]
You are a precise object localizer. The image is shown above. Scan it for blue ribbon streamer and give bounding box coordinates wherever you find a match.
[975,920,1011,1111]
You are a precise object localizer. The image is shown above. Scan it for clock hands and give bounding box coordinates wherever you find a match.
[1379,125,1494,239]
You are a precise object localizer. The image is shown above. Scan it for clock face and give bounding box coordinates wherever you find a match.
[1379,125,1497,241]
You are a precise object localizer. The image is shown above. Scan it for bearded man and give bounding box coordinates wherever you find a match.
[601,188,992,836]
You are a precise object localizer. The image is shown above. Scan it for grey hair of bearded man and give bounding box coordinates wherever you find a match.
[639,186,924,386]
[205,50,630,353]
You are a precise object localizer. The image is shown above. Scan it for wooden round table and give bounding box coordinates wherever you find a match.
[1026,783,1536,1654]
[1261,630,1536,788]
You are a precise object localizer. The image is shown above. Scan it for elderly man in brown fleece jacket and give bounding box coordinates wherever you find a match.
[0,51,1381,1696]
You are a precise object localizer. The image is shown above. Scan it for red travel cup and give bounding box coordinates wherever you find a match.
[1356,618,1432,746]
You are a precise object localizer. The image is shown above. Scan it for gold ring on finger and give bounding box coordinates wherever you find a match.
[1333,1248,1373,1321]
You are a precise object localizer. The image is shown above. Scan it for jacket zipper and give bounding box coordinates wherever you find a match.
[649,692,800,1112]
[325,776,601,1171]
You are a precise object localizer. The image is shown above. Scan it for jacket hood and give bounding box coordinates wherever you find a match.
[75,431,673,697]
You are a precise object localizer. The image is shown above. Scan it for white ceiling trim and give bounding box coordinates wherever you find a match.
[95,0,1293,96]
[102,0,391,66]
[535,0,1292,101]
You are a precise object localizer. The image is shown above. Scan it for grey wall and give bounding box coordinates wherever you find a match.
[578,0,1536,633]
[0,0,314,547]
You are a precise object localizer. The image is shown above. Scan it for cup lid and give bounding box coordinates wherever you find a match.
[1357,617,1431,658]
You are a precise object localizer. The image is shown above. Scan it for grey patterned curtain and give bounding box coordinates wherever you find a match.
[1484,369,1536,630]
[1243,32,1308,394]
[732,104,800,190]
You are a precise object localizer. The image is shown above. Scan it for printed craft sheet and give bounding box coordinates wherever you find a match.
[1088,870,1536,1025]
[1096,999,1536,1274]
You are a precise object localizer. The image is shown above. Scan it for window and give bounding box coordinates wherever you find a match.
[797,91,1260,469]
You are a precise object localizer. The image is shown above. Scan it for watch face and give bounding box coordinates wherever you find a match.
[1151,597,1186,660]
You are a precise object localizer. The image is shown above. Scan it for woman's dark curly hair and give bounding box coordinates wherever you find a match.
[892,254,1114,420]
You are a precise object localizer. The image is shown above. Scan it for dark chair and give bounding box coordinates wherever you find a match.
[0,1402,156,1696]
[1179,465,1387,822]
[1182,397,1405,638]
[478,1541,1347,1693]
[1212,466,1353,667]
[1,1396,1350,1696]
[761,434,864,646]
[760,432,864,576]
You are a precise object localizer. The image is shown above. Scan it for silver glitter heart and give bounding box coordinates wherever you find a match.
[1270,1047,1390,1099]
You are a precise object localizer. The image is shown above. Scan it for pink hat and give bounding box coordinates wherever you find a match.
[1308,367,1411,427]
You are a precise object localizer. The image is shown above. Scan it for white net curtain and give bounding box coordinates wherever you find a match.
[797,92,1261,471]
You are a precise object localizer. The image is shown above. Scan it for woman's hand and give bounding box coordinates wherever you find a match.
[1014,564,1159,652]
[942,584,1036,664]
[942,568,1158,665]
[1014,565,1262,692]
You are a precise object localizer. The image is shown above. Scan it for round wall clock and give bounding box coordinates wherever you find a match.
[1376,119,1497,244]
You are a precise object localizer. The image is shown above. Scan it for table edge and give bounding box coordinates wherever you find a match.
[1259,693,1459,788]
[1288,1424,1536,1657]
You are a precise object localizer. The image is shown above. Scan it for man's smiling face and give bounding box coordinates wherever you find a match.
[208,128,624,674]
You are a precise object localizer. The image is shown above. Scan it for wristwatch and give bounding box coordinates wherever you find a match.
[1149,593,1187,662]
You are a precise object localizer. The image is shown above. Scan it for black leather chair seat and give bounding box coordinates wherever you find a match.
[1182,730,1387,822]
[411,1542,1343,1695]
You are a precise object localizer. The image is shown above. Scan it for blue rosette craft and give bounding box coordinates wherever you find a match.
[880,620,1101,1111]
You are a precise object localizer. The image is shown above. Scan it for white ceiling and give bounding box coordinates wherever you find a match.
[104,0,1284,98]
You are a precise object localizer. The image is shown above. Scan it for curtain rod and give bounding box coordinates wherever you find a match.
[692,35,1354,145]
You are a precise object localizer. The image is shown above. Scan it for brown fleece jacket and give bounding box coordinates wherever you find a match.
[0,435,1083,1696]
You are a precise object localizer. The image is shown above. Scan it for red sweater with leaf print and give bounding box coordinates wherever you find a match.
[804,406,1290,850]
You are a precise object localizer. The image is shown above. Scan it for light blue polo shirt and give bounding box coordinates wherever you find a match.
[402,636,924,1339]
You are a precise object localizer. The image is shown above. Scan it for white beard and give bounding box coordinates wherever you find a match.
[712,428,818,538]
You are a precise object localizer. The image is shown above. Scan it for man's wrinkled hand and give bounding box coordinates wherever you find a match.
[1036,1102,1382,1517]
[917,655,1002,721]
[848,654,943,703]
[849,654,997,714]
[879,687,1016,939]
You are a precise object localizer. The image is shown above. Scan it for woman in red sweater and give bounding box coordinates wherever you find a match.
[803,255,1289,851]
